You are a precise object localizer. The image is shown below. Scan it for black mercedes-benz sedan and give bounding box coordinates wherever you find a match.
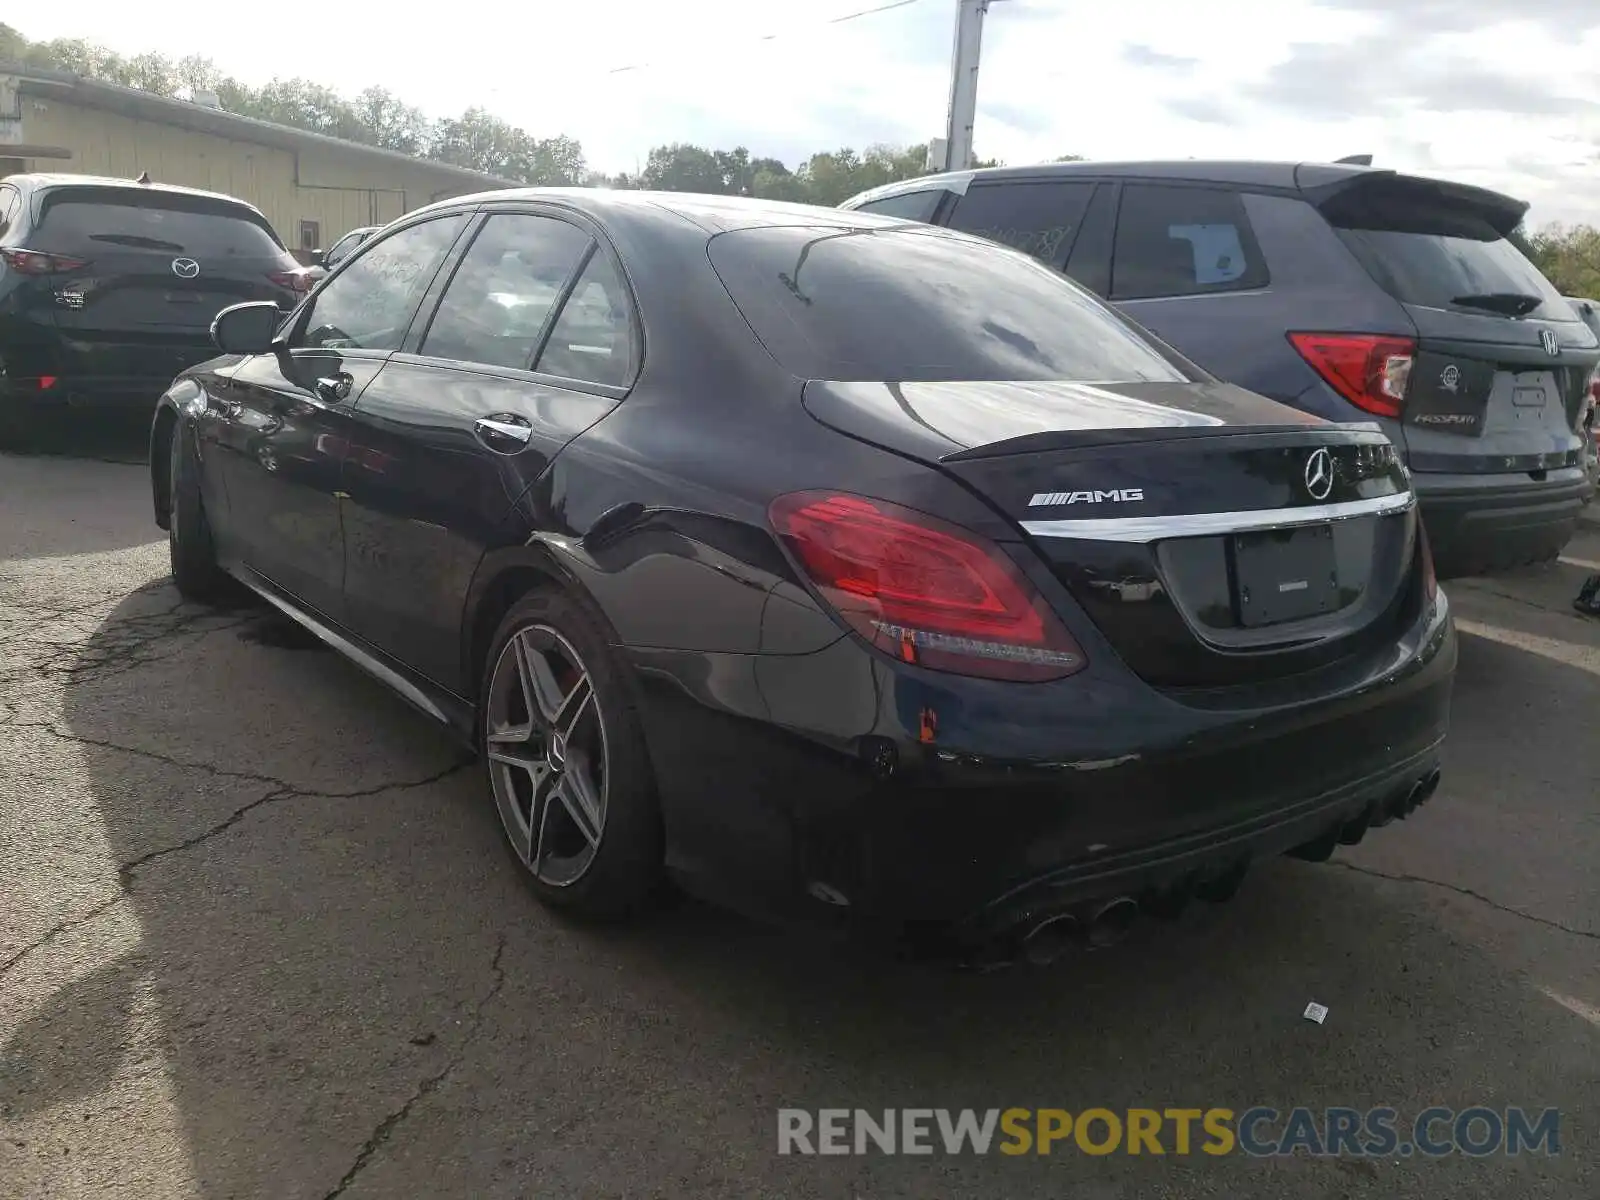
[149,189,1456,963]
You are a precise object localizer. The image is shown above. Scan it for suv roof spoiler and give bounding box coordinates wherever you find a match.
[1295,166,1528,237]
[1334,154,1373,166]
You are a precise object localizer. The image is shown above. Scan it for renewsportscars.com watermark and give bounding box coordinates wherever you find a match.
[777,1107,1562,1158]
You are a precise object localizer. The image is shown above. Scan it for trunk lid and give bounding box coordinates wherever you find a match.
[1314,173,1599,475]
[24,186,298,381]
[804,378,1421,690]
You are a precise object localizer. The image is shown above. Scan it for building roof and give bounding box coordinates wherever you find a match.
[0,61,518,190]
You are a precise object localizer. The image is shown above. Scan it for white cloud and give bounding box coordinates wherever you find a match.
[12,0,1600,225]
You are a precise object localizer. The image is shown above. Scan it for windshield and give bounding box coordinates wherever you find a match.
[707,224,1193,383]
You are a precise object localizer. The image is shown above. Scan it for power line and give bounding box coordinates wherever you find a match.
[607,0,924,75]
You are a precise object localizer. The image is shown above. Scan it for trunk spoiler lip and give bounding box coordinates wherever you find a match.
[1020,489,1414,544]
[938,421,1388,463]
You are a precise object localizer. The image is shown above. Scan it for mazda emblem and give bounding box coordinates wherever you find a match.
[1304,447,1334,501]
[1539,329,1558,357]
[171,258,200,279]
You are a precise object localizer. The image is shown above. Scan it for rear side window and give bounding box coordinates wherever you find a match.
[707,225,1190,383]
[33,190,286,259]
[1111,184,1268,301]
[852,191,945,222]
[422,213,593,371]
[534,251,636,387]
[1327,200,1574,322]
[946,181,1096,270]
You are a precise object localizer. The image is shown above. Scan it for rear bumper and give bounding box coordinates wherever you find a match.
[630,585,1457,949]
[1413,468,1591,578]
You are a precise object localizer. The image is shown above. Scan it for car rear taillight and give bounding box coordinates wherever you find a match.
[1289,332,1416,419]
[768,491,1086,682]
[268,268,314,293]
[1,248,89,275]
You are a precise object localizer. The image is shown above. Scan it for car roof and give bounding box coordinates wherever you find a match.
[2,173,275,225]
[839,158,1523,215]
[409,186,912,236]
[5,172,267,209]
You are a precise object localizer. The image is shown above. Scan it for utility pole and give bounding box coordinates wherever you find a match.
[940,0,997,173]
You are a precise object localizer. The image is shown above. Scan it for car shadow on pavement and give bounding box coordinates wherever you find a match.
[23,581,1597,1200]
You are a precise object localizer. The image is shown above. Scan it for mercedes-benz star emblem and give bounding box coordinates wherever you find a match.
[1304,447,1335,501]
[1540,329,1558,357]
[548,730,567,770]
[171,258,199,279]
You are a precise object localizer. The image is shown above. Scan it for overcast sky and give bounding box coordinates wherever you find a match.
[15,0,1600,226]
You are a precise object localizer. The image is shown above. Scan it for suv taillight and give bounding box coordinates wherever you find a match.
[1289,332,1416,419]
[1,248,89,275]
[768,491,1086,682]
[268,268,314,294]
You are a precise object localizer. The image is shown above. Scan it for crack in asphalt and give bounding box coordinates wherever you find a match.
[321,933,509,1200]
[1331,859,1599,942]
[0,893,125,977]
[0,756,475,981]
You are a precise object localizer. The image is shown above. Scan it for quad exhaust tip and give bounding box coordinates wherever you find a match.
[1020,913,1080,967]
[1017,896,1141,965]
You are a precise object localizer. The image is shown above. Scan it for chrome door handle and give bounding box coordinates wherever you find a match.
[474,415,533,450]
[315,373,353,403]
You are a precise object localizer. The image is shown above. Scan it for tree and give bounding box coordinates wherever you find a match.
[638,143,729,193]
[1522,224,1600,298]
[354,86,429,155]
[430,109,586,185]
[0,23,1039,203]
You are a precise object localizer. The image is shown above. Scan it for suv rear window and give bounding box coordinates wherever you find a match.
[33,190,286,259]
[1324,189,1575,322]
[707,224,1191,383]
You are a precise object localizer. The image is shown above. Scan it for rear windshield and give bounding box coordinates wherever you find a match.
[34,190,286,259]
[706,224,1192,383]
[1328,200,1574,322]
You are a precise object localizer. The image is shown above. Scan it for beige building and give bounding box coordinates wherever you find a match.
[0,62,515,257]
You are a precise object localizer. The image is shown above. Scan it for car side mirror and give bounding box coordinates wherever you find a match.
[309,248,327,267]
[212,301,283,355]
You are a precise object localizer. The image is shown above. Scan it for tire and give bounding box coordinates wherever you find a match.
[167,427,231,604]
[480,587,664,919]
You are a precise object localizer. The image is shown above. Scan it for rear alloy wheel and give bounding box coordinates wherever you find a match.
[167,428,231,604]
[482,591,662,917]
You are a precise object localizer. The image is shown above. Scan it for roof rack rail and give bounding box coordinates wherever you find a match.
[1334,154,1373,166]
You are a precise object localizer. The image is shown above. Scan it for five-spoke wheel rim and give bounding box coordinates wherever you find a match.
[485,623,609,886]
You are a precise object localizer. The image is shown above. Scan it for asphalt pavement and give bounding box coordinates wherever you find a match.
[1,444,1596,1200]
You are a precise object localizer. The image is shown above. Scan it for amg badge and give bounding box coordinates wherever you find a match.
[1028,488,1145,507]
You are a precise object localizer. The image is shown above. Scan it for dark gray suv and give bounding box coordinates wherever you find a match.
[841,161,1600,578]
